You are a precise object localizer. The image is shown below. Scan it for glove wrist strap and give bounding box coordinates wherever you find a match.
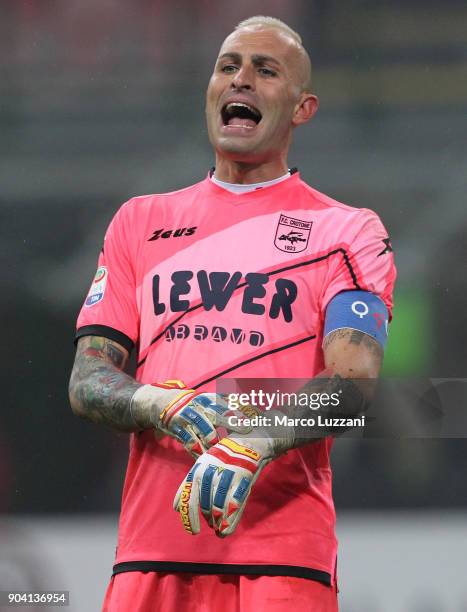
[130,384,193,430]
[228,409,295,460]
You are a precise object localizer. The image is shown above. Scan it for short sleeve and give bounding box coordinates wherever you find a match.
[321,209,396,319]
[75,202,139,352]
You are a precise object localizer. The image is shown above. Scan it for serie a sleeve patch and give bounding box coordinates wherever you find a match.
[324,290,389,347]
[84,266,108,307]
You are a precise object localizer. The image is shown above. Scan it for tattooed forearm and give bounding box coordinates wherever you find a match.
[69,336,142,432]
[274,327,384,447]
[323,328,382,354]
[348,330,382,355]
[322,328,351,350]
[323,328,383,377]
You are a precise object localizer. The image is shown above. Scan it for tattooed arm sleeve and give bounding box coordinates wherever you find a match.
[68,336,142,432]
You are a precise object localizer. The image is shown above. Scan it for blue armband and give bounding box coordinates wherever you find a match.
[324,290,389,347]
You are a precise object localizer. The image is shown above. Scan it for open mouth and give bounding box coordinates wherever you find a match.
[221,102,262,128]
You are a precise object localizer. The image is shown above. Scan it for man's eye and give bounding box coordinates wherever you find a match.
[258,67,277,77]
[221,65,238,73]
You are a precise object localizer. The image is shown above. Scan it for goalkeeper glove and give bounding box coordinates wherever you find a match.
[173,414,294,536]
[130,380,249,457]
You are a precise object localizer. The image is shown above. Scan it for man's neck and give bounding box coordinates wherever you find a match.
[214,157,289,184]
[211,171,291,194]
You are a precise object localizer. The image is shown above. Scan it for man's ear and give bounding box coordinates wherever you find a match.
[292,94,319,126]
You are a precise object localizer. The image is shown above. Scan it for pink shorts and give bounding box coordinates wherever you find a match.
[102,571,338,612]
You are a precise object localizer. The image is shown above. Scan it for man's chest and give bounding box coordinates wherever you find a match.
[131,205,357,368]
[135,208,334,332]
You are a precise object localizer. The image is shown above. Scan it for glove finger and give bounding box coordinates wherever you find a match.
[217,496,249,537]
[217,457,272,537]
[198,466,235,531]
[173,468,196,511]
[173,480,183,511]
[199,463,219,525]
[178,405,219,448]
[166,422,206,458]
[188,477,202,535]
[192,394,242,428]
[216,475,252,537]
[210,467,236,533]
[173,463,202,535]
[192,393,229,415]
[188,395,251,440]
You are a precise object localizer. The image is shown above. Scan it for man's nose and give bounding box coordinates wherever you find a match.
[231,65,255,90]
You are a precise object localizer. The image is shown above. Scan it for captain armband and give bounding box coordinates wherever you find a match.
[324,290,389,348]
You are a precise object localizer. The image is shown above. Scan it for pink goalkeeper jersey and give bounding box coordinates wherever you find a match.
[76,171,396,584]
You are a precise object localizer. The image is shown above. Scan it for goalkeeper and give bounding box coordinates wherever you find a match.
[69,15,395,612]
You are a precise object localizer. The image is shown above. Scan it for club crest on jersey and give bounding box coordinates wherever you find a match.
[274,215,312,253]
[84,266,107,307]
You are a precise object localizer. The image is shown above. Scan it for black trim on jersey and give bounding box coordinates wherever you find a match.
[266,248,360,290]
[112,561,331,585]
[74,325,134,353]
[192,334,316,389]
[137,248,360,369]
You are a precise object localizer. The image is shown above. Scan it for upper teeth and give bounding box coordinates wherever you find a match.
[226,102,259,117]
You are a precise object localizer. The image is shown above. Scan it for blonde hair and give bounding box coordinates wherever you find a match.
[235,16,303,46]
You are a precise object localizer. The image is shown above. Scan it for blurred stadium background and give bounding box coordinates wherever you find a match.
[1,1,466,610]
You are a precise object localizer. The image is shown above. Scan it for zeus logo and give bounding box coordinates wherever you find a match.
[148,226,197,241]
[152,270,297,322]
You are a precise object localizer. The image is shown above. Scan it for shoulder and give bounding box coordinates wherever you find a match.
[300,179,377,217]
[104,180,206,248]
[122,179,206,212]
[297,178,386,237]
